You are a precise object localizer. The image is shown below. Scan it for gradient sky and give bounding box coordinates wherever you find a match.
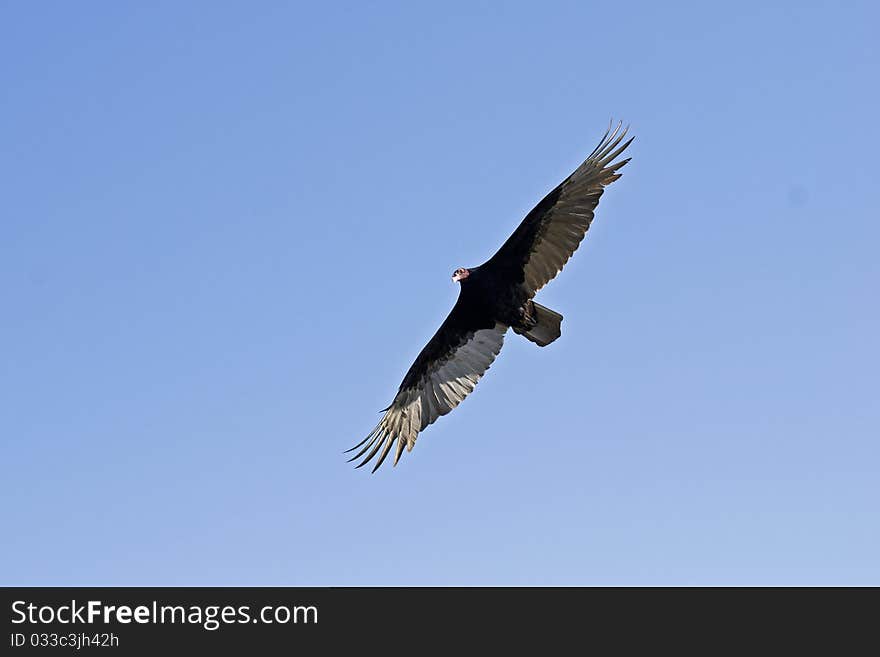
[2,1,878,585]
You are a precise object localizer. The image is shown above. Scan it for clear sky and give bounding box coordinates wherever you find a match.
[2,1,878,586]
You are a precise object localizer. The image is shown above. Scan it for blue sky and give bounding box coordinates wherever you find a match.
[2,1,878,585]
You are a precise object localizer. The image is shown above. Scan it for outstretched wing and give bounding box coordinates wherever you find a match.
[348,298,507,473]
[483,122,633,296]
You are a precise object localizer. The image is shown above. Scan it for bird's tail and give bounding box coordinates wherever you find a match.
[514,302,562,347]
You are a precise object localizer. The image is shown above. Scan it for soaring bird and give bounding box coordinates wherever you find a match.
[348,123,633,471]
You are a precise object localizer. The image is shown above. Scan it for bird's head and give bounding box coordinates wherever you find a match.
[452,268,470,283]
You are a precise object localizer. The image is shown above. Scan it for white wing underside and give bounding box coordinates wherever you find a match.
[349,323,507,472]
[522,123,632,295]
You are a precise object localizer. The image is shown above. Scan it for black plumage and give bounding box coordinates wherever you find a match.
[348,123,633,471]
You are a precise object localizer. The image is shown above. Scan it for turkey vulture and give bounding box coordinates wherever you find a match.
[348,123,633,472]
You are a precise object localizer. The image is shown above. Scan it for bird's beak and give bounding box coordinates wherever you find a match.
[452,273,461,282]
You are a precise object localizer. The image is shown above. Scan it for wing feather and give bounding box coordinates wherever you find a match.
[483,122,633,296]
[349,321,507,472]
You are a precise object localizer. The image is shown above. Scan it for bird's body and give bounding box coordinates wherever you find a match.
[349,123,633,471]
